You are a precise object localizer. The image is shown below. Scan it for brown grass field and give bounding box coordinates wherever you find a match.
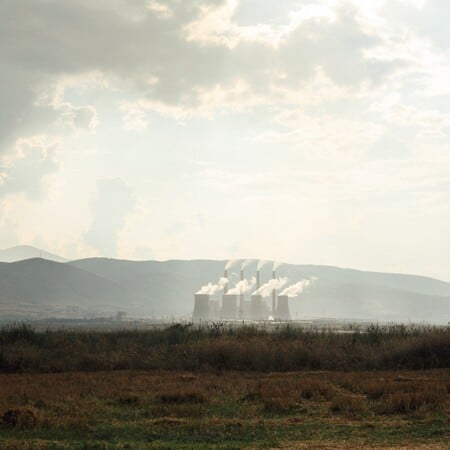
[0,324,448,448]
[0,369,448,448]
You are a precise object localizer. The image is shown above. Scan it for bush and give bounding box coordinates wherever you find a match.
[2,408,37,428]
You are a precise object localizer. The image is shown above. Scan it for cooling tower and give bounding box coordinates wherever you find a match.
[222,294,238,319]
[272,269,276,317]
[239,269,244,317]
[210,300,221,320]
[224,269,228,294]
[241,300,251,320]
[250,294,264,320]
[193,294,210,321]
[276,295,291,321]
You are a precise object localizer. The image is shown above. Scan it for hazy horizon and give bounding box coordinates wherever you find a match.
[1,1,450,281]
[2,244,450,286]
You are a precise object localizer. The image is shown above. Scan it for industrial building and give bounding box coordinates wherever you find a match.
[193,265,298,322]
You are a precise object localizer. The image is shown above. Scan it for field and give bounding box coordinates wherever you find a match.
[0,324,448,448]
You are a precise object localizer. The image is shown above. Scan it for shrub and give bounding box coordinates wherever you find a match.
[2,408,37,428]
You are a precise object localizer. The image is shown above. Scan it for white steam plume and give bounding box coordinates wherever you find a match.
[253,277,288,298]
[279,279,311,297]
[227,277,256,295]
[257,260,269,270]
[241,259,253,270]
[273,261,283,271]
[225,259,239,270]
[196,277,229,295]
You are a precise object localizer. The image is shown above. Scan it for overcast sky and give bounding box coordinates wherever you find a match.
[1,0,449,280]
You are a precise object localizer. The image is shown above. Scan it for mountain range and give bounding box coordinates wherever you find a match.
[0,245,67,263]
[0,246,448,322]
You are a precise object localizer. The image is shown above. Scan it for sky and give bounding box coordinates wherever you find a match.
[0,0,449,281]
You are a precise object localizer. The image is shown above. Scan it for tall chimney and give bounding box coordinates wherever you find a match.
[256,269,260,290]
[272,269,276,317]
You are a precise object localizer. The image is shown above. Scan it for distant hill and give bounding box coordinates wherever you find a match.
[0,257,448,322]
[0,246,67,263]
[0,258,138,318]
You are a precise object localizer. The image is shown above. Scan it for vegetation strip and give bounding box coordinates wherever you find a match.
[0,323,448,372]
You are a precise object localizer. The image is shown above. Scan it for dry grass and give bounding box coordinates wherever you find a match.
[329,395,366,416]
[159,388,206,404]
[0,324,448,373]
[0,369,448,447]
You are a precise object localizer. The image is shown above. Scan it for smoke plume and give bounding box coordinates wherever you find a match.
[227,276,256,295]
[253,277,287,298]
[257,260,269,270]
[279,279,311,297]
[196,277,229,295]
[225,259,238,270]
[273,261,283,271]
[241,259,252,270]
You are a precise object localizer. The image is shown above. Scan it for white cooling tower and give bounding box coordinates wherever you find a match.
[193,294,210,321]
[276,295,291,321]
[222,294,238,320]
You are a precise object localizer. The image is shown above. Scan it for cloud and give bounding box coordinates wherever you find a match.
[258,108,384,159]
[1,0,450,279]
[85,178,135,257]
[371,94,450,139]
[0,135,61,199]
[147,0,173,18]
[0,0,398,144]
[0,218,19,248]
[58,104,99,131]
[121,104,148,131]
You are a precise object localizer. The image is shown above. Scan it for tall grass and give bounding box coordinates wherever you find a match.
[0,323,448,373]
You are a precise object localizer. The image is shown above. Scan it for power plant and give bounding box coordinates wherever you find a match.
[192,261,311,322]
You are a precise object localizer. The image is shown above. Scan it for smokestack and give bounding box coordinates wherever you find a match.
[224,269,228,294]
[256,269,260,290]
[272,269,276,317]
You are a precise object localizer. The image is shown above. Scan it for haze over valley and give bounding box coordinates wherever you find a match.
[0,246,448,323]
